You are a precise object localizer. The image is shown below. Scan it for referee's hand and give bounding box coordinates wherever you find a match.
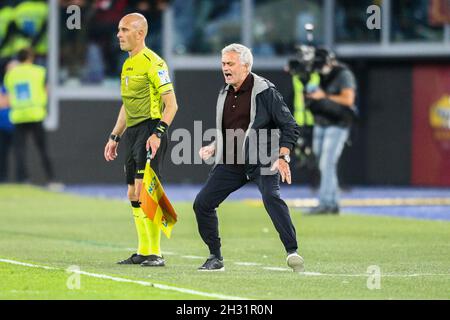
[146,134,160,159]
[104,140,118,161]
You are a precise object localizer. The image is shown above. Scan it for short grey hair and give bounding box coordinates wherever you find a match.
[222,43,253,72]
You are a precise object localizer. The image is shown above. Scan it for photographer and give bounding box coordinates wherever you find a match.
[306,48,357,214]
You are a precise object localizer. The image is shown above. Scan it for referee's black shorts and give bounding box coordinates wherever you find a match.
[122,118,168,185]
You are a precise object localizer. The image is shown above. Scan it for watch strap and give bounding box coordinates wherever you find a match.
[110,134,121,142]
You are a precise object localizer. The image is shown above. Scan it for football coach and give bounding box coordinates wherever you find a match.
[194,43,304,272]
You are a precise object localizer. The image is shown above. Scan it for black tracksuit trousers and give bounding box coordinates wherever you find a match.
[193,164,298,257]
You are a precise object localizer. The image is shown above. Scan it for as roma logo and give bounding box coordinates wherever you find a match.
[429,95,450,150]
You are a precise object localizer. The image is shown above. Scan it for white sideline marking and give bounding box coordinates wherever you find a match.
[161,251,177,256]
[264,267,290,272]
[381,273,450,277]
[262,267,450,277]
[0,259,58,270]
[181,255,204,260]
[0,258,249,300]
[302,272,367,277]
[303,272,324,276]
[234,262,262,266]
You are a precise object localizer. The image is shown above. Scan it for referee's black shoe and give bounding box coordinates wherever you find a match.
[117,253,149,265]
[141,254,165,267]
[198,255,224,271]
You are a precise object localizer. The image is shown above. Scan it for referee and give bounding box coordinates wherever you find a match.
[104,13,178,267]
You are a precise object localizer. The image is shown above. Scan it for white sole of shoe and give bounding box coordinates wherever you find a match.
[197,267,225,272]
[286,254,305,272]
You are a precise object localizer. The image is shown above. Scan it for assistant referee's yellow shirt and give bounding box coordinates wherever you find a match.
[121,47,173,127]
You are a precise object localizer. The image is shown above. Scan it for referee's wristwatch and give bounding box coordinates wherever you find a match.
[279,154,291,164]
[110,134,121,142]
[154,130,163,139]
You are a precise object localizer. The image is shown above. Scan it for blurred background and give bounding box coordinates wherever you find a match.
[1,0,450,188]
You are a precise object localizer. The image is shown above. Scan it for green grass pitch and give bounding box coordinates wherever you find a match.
[0,185,449,299]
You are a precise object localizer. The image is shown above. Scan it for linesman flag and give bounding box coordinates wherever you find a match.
[139,152,178,238]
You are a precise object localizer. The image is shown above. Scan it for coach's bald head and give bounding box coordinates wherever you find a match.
[117,13,148,54]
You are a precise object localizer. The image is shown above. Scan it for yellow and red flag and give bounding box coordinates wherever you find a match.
[139,157,177,238]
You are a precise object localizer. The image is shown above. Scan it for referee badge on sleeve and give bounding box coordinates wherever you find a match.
[157,70,171,85]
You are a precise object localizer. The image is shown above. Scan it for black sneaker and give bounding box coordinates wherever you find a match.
[141,254,165,267]
[117,253,149,265]
[198,256,224,272]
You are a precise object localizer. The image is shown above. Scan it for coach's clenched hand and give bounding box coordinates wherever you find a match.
[199,144,215,161]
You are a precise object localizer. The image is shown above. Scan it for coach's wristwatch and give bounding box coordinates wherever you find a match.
[110,134,121,142]
[279,154,291,164]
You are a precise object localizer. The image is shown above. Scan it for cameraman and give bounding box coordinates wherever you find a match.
[288,68,320,180]
[286,47,321,188]
[306,48,356,214]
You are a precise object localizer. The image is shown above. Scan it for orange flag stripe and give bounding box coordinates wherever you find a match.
[139,161,178,238]
[140,190,159,220]
[159,193,177,222]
